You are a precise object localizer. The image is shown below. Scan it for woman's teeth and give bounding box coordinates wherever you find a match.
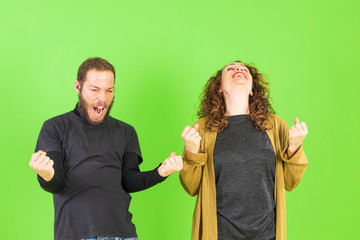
[235,73,246,78]
[232,72,247,79]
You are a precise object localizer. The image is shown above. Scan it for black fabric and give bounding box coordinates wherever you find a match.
[35,105,166,240]
[37,151,65,193]
[122,152,166,193]
[213,114,276,240]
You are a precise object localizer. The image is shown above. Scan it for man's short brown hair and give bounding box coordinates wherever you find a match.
[77,57,115,86]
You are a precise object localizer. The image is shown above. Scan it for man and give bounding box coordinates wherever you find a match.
[29,57,183,240]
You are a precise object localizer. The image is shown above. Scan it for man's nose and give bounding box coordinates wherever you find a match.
[97,91,106,101]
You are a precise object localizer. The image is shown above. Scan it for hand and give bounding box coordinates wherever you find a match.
[158,152,183,177]
[181,123,201,153]
[29,150,55,181]
[288,117,308,153]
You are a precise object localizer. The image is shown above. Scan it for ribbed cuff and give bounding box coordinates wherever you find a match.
[184,149,208,165]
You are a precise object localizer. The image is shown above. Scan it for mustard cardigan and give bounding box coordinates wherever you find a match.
[180,114,308,240]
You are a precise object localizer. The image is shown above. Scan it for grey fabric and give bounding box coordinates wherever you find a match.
[213,114,276,240]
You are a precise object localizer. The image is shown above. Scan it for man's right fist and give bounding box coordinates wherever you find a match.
[181,123,201,153]
[29,150,55,181]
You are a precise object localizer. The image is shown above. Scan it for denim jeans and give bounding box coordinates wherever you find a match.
[82,237,138,240]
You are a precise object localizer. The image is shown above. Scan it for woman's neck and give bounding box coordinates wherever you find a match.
[224,93,250,116]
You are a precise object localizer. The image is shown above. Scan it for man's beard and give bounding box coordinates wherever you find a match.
[78,93,114,126]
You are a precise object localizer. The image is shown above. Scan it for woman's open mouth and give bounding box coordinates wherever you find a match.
[232,72,247,79]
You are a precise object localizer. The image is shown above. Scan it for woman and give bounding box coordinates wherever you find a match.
[180,61,308,240]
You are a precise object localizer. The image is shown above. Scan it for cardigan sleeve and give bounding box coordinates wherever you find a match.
[180,148,208,196]
[179,119,208,196]
[276,115,309,191]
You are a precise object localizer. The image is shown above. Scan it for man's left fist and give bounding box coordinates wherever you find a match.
[158,152,183,177]
[288,117,308,153]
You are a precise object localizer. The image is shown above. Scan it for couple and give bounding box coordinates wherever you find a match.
[29,57,308,240]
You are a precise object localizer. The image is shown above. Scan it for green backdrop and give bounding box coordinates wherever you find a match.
[1,0,359,239]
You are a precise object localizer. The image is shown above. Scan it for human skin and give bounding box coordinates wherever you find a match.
[29,69,183,180]
[182,62,308,154]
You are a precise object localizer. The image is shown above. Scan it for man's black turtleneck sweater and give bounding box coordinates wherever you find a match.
[35,104,166,240]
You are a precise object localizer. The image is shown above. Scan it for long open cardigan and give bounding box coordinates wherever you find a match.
[180,114,309,240]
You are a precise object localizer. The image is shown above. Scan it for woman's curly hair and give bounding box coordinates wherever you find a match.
[197,61,275,132]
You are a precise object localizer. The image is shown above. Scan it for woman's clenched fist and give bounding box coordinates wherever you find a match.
[181,123,201,153]
[288,117,308,154]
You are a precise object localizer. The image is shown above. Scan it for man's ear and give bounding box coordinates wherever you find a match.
[75,80,81,94]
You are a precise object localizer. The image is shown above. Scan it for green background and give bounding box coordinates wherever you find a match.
[1,0,359,239]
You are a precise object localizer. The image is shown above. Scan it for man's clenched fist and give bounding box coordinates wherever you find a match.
[288,117,308,154]
[158,152,183,177]
[29,150,55,181]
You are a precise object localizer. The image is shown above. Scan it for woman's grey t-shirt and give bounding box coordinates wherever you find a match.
[213,114,276,240]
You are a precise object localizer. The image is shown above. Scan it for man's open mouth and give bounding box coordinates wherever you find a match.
[93,106,105,116]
